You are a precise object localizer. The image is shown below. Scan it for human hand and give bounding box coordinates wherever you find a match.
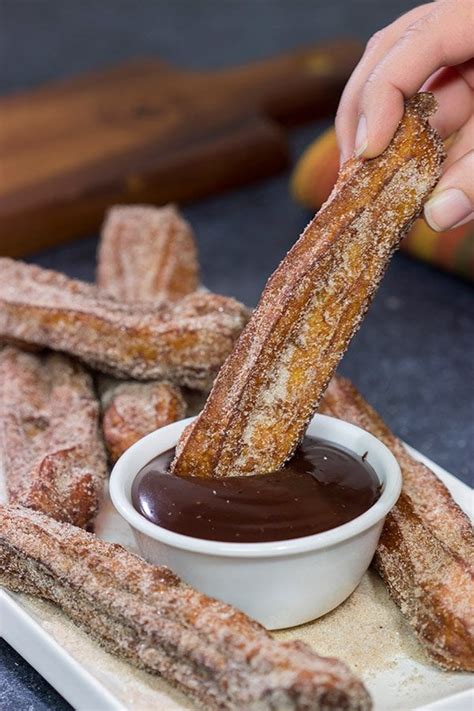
[335,0,473,231]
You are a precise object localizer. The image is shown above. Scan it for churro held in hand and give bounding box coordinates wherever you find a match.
[172,93,445,478]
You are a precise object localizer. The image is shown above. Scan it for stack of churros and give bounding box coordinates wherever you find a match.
[0,203,248,521]
[0,94,472,710]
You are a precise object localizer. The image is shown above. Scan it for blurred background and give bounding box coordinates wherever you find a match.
[0,2,473,708]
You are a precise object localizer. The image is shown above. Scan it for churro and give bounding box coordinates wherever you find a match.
[96,204,198,458]
[376,493,473,671]
[0,505,372,711]
[0,347,107,528]
[320,375,474,671]
[0,258,249,390]
[100,379,186,462]
[321,376,474,564]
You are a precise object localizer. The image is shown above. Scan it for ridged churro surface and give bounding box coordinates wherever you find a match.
[100,380,186,462]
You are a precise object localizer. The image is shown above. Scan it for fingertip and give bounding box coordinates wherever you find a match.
[359,139,391,160]
[357,74,406,158]
[354,125,391,160]
[335,132,351,167]
[334,113,353,167]
[354,115,368,157]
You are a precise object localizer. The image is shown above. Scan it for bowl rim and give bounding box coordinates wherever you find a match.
[109,413,402,558]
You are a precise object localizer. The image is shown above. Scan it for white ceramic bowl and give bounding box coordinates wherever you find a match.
[110,414,401,630]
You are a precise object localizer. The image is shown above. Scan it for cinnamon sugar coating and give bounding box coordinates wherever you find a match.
[0,258,249,390]
[100,379,186,462]
[172,93,445,478]
[97,204,199,302]
[0,347,107,528]
[320,375,474,671]
[0,505,372,711]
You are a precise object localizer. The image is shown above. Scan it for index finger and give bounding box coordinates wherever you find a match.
[335,3,433,161]
[357,0,474,158]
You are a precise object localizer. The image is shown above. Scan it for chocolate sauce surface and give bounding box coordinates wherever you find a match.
[132,436,380,543]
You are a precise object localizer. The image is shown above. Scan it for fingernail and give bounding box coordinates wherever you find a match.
[424,188,472,231]
[339,151,348,167]
[354,115,368,157]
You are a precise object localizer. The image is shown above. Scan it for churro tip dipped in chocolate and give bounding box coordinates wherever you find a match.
[100,379,187,462]
[0,504,372,711]
[0,346,107,529]
[97,204,200,302]
[0,258,249,390]
[172,93,445,478]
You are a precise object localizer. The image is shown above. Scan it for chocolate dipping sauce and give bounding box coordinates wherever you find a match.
[132,436,381,543]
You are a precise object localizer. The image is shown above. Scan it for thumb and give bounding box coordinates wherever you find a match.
[424,149,474,232]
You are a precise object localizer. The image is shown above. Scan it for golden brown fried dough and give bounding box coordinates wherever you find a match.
[96,204,199,457]
[320,375,474,671]
[100,379,186,462]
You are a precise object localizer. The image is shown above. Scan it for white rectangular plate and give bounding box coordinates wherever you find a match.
[1,445,473,711]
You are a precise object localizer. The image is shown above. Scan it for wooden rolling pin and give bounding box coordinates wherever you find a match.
[0,39,361,256]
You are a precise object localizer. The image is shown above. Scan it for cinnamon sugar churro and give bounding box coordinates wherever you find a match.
[172,93,445,478]
[320,375,474,671]
[97,205,199,302]
[100,379,186,462]
[0,505,372,711]
[376,493,473,671]
[0,347,107,528]
[0,258,249,390]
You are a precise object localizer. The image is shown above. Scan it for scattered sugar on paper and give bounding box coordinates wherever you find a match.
[275,569,429,677]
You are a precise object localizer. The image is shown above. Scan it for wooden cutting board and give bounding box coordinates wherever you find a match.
[0,39,361,257]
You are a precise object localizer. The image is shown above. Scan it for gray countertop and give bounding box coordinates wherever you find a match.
[0,1,472,709]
